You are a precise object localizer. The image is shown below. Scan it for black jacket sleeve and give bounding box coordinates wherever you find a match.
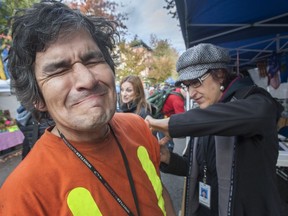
[169,92,283,138]
[160,139,192,176]
[160,152,188,176]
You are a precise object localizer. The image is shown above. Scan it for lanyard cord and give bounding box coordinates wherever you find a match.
[109,125,141,216]
[57,124,140,216]
[184,138,194,216]
[202,136,209,184]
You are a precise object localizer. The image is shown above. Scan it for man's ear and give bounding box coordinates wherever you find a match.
[34,100,47,111]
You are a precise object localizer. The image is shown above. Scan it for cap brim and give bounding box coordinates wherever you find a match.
[175,62,229,87]
[175,68,207,87]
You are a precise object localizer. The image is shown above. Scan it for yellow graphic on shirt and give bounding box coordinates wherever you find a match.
[66,146,165,215]
[137,146,166,216]
[67,187,102,216]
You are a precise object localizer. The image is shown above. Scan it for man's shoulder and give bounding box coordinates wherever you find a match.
[114,112,143,120]
[112,113,155,139]
[112,113,146,128]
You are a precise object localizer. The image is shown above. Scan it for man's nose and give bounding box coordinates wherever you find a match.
[73,63,97,90]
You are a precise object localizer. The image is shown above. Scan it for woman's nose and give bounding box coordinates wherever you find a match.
[188,87,197,98]
[121,91,128,97]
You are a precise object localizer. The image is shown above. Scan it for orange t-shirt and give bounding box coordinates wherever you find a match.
[0,113,165,215]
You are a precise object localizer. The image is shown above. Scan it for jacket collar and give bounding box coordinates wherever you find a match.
[220,76,254,102]
[120,101,137,113]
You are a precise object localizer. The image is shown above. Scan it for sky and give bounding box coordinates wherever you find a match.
[116,0,186,54]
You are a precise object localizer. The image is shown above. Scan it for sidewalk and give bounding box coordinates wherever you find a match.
[0,146,22,187]
[0,93,22,186]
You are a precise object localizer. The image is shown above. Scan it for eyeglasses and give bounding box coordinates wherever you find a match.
[182,73,211,88]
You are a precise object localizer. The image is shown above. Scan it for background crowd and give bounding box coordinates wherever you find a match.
[0,1,287,216]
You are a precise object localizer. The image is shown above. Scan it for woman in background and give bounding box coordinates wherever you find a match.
[120,75,153,119]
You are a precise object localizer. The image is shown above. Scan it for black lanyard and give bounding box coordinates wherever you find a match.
[57,124,140,216]
[202,136,209,184]
[184,138,194,216]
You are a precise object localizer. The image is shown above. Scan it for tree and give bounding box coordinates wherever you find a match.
[115,40,149,81]
[0,0,39,51]
[0,0,39,33]
[115,35,179,85]
[65,0,128,35]
[147,35,179,84]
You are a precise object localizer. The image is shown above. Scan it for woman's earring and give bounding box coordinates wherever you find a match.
[220,85,225,91]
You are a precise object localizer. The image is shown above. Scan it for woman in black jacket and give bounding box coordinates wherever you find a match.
[119,75,153,119]
[147,43,284,216]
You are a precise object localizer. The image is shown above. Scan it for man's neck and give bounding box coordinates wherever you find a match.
[51,124,110,143]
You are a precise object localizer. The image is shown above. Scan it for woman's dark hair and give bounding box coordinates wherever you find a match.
[8,1,119,121]
[209,68,238,90]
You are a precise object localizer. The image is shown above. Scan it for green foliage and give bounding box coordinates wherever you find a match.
[115,35,179,86]
[0,0,39,33]
[115,40,148,81]
[147,35,179,84]
[0,0,39,50]
[0,0,127,46]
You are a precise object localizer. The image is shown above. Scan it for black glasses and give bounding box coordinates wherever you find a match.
[182,73,210,88]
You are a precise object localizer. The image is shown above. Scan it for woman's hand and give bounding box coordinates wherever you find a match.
[158,133,172,164]
[145,115,172,164]
[145,115,170,137]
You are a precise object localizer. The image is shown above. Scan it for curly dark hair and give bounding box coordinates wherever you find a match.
[8,0,119,121]
[209,68,238,90]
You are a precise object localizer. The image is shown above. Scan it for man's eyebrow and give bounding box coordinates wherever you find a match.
[41,51,104,73]
[42,60,70,73]
[81,51,104,62]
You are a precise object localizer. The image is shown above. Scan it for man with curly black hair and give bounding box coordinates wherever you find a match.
[0,1,176,215]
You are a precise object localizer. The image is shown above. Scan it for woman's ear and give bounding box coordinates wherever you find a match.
[215,69,226,85]
[34,100,47,111]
